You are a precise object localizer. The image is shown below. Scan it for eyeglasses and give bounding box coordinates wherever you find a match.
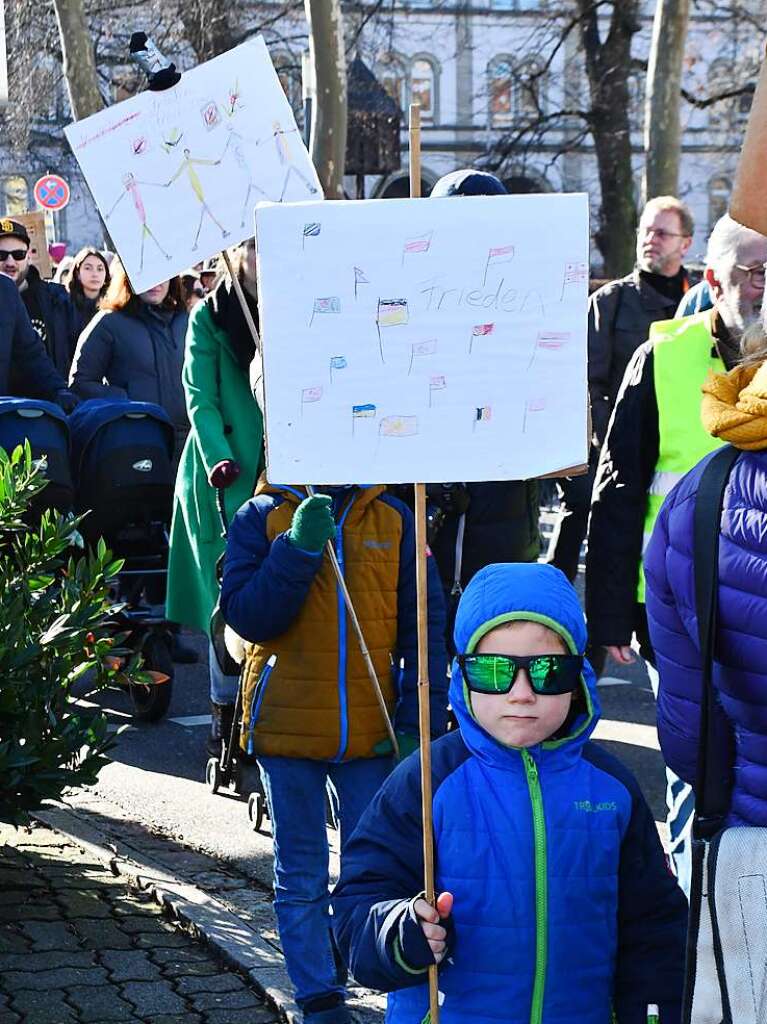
[735,264,767,289]
[639,227,689,241]
[458,653,584,697]
[0,249,28,262]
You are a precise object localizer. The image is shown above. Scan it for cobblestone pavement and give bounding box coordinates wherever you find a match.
[0,821,280,1024]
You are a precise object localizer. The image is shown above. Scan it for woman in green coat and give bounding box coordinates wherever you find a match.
[167,240,264,747]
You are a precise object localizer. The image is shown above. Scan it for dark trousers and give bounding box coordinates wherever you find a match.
[547,460,597,582]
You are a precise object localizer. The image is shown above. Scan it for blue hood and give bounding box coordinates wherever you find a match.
[449,562,600,767]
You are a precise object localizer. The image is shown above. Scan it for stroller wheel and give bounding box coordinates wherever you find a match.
[128,634,174,722]
[248,791,267,833]
[206,757,222,794]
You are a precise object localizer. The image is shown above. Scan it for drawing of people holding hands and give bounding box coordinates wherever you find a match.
[163,148,231,250]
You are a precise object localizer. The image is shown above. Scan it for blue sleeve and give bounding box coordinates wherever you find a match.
[9,282,66,397]
[388,496,448,738]
[220,497,323,642]
[332,754,434,991]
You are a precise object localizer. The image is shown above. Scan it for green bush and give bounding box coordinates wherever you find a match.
[0,444,145,824]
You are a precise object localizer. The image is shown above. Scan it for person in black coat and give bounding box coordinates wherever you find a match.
[0,219,80,379]
[0,272,77,410]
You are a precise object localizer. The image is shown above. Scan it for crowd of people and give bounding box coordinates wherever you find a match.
[2,147,766,1021]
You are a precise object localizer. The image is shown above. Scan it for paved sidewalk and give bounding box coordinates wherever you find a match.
[0,821,279,1024]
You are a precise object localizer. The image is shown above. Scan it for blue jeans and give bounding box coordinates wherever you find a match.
[209,641,239,705]
[258,755,393,1009]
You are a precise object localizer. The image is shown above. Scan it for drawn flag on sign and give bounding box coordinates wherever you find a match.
[523,397,546,432]
[303,222,321,249]
[301,386,323,406]
[354,266,369,299]
[380,415,418,437]
[309,296,340,325]
[476,406,492,421]
[561,261,588,298]
[402,232,433,264]
[352,404,377,418]
[330,356,347,369]
[429,375,446,406]
[469,322,495,354]
[483,244,515,284]
[377,299,409,327]
[409,339,438,374]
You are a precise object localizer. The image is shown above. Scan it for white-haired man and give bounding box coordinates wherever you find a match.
[586,213,767,891]
[549,195,694,583]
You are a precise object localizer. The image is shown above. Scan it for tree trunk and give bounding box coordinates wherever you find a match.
[52,0,104,120]
[642,0,690,202]
[578,0,641,277]
[304,0,347,200]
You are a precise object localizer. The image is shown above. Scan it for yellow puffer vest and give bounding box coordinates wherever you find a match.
[240,484,401,761]
[636,311,724,602]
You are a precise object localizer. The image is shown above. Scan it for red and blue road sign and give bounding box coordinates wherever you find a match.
[33,174,70,211]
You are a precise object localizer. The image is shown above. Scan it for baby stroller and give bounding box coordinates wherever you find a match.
[0,398,74,516]
[69,399,177,722]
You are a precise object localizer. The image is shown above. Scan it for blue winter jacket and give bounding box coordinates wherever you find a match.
[645,448,767,827]
[333,563,686,1024]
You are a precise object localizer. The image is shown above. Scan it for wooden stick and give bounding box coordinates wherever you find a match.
[410,101,440,1024]
[305,484,399,759]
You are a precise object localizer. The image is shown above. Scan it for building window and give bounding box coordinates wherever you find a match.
[379,54,407,119]
[516,59,543,120]
[2,177,28,217]
[488,57,513,128]
[708,60,733,130]
[410,57,437,123]
[708,176,730,233]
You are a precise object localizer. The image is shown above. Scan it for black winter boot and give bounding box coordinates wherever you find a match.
[207,701,235,757]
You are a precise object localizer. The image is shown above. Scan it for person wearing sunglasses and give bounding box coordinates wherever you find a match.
[333,562,686,1024]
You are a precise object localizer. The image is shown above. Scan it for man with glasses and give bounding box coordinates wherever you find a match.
[0,219,79,379]
[548,196,694,586]
[586,213,767,893]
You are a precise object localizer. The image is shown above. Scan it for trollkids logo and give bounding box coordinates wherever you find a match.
[574,800,617,813]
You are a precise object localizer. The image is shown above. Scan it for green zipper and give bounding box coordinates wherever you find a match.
[522,749,547,1024]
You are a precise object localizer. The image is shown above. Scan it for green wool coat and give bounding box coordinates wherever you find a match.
[166,299,264,634]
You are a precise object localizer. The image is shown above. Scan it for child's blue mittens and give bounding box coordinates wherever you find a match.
[392,895,455,973]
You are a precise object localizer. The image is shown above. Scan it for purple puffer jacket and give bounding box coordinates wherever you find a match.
[645,447,767,827]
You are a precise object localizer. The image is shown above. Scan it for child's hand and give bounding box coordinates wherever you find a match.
[413,892,453,964]
[287,494,335,553]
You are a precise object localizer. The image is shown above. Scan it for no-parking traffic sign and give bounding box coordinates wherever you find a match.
[33,174,70,211]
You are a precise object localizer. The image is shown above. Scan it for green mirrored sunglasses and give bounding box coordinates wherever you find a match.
[458,653,584,696]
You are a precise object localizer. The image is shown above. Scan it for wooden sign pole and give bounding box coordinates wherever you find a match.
[409,102,440,1024]
[730,56,767,234]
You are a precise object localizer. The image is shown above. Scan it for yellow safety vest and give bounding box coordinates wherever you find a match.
[636,312,725,602]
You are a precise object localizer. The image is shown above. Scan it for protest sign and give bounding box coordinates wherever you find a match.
[15,211,51,279]
[64,36,321,293]
[256,192,589,485]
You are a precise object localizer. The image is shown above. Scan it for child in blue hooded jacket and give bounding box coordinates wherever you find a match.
[332,563,686,1024]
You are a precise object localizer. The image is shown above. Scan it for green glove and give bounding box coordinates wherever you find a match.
[373,731,420,760]
[287,494,335,553]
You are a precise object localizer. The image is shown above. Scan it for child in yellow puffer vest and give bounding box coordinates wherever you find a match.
[220,480,447,1024]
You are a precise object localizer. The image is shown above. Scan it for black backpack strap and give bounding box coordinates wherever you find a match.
[692,444,740,836]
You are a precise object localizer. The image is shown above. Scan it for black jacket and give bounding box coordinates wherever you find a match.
[20,265,79,380]
[0,273,66,399]
[588,269,687,444]
[586,314,738,653]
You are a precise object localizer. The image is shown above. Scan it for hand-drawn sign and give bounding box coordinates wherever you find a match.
[34,174,70,211]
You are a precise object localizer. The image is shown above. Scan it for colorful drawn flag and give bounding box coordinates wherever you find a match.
[472,323,495,337]
[429,375,447,390]
[475,406,492,422]
[403,233,432,257]
[304,222,322,238]
[563,262,588,285]
[314,296,340,313]
[330,356,348,370]
[353,404,377,418]
[377,299,409,327]
[302,386,323,404]
[380,415,418,437]
[413,339,438,357]
[537,331,570,350]
[488,244,515,260]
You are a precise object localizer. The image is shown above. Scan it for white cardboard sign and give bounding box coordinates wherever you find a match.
[65,37,321,292]
[256,194,589,485]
